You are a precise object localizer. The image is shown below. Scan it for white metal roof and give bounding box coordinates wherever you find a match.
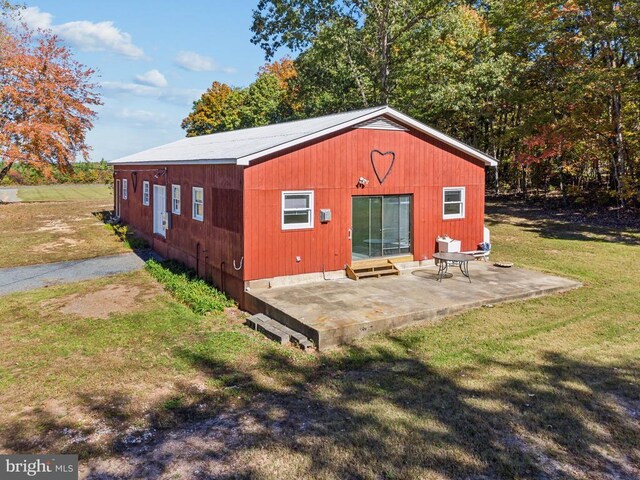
[108,106,498,167]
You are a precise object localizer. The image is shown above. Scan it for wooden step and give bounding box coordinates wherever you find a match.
[346,259,400,280]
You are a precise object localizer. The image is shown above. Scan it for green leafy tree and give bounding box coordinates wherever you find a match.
[252,0,446,105]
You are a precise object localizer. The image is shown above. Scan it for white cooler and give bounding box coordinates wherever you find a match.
[437,236,461,253]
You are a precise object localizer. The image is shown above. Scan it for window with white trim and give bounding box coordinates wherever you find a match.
[282,191,314,230]
[443,187,465,219]
[172,184,181,215]
[192,187,204,221]
[142,181,150,206]
[122,179,128,200]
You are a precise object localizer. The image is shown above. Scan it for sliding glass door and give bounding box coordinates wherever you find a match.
[352,195,411,261]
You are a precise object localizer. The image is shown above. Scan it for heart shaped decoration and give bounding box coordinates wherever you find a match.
[370,149,396,184]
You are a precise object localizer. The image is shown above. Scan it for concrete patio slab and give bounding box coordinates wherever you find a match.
[245,263,581,350]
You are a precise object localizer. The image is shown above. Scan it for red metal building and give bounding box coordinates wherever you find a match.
[110,106,497,307]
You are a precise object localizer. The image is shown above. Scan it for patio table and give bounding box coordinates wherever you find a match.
[432,252,475,283]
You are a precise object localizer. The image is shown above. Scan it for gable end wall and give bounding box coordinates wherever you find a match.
[243,125,486,281]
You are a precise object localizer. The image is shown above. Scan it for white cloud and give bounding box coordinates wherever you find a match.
[54,20,145,59]
[101,81,157,96]
[100,81,200,106]
[174,50,236,73]
[134,69,168,88]
[113,108,171,126]
[15,7,145,59]
[17,6,53,30]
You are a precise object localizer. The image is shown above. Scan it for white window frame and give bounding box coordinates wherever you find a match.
[122,179,128,200]
[172,184,181,215]
[142,181,150,206]
[443,187,465,220]
[192,187,204,222]
[281,190,314,230]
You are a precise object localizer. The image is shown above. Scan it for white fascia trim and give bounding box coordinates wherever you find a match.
[236,107,389,165]
[107,158,237,166]
[237,106,497,167]
[383,109,498,167]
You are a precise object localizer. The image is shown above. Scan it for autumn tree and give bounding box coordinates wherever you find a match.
[489,0,640,205]
[182,59,299,136]
[0,7,101,182]
[181,82,246,136]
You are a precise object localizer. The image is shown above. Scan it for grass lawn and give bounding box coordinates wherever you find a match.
[15,184,112,202]
[0,201,638,479]
[0,200,131,268]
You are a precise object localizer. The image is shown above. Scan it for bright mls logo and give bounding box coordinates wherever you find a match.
[1,455,78,479]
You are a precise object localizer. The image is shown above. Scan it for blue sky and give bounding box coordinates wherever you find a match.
[18,1,274,161]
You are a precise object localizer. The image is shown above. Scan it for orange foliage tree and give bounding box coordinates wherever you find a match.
[0,16,101,182]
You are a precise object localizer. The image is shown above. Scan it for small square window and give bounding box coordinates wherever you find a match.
[172,184,181,215]
[443,187,465,219]
[192,187,204,221]
[122,179,128,200]
[282,191,314,230]
[142,181,150,206]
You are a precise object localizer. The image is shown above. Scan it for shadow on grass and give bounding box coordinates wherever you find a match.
[93,209,152,255]
[486,201,640,246]
[4,343,639,479]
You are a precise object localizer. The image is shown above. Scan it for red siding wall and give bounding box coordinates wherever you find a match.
[114,164,245,301]
[114,122,487,297]
[243,126,486,281]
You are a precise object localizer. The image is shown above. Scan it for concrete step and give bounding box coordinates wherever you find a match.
[246,313,314,350]
[246,313,290,345]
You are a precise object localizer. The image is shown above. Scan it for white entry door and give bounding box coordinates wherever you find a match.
[153,185,167,237]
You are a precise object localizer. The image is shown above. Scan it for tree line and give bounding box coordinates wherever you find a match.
[0,160,112,186]
[182,0,640,208]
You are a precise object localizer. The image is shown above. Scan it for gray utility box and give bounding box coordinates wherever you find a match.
[320,209,332,223]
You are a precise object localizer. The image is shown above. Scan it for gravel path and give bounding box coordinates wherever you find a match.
[0,187,19,203]
[0,253,148,296]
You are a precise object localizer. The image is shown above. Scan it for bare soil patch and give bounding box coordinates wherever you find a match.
[35,219,75,234]
[44,283,161,319]
[29,237,84,254]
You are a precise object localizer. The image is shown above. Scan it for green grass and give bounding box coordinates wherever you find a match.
[16,184,111,202]
[0,201,638,479]
[145,259,235,314]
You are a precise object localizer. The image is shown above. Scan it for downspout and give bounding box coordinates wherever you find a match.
[204,249,209,281]
[195,242,200,276]
[220,261,226,294]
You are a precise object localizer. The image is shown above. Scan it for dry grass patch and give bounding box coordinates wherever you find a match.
[0,200,130,268]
